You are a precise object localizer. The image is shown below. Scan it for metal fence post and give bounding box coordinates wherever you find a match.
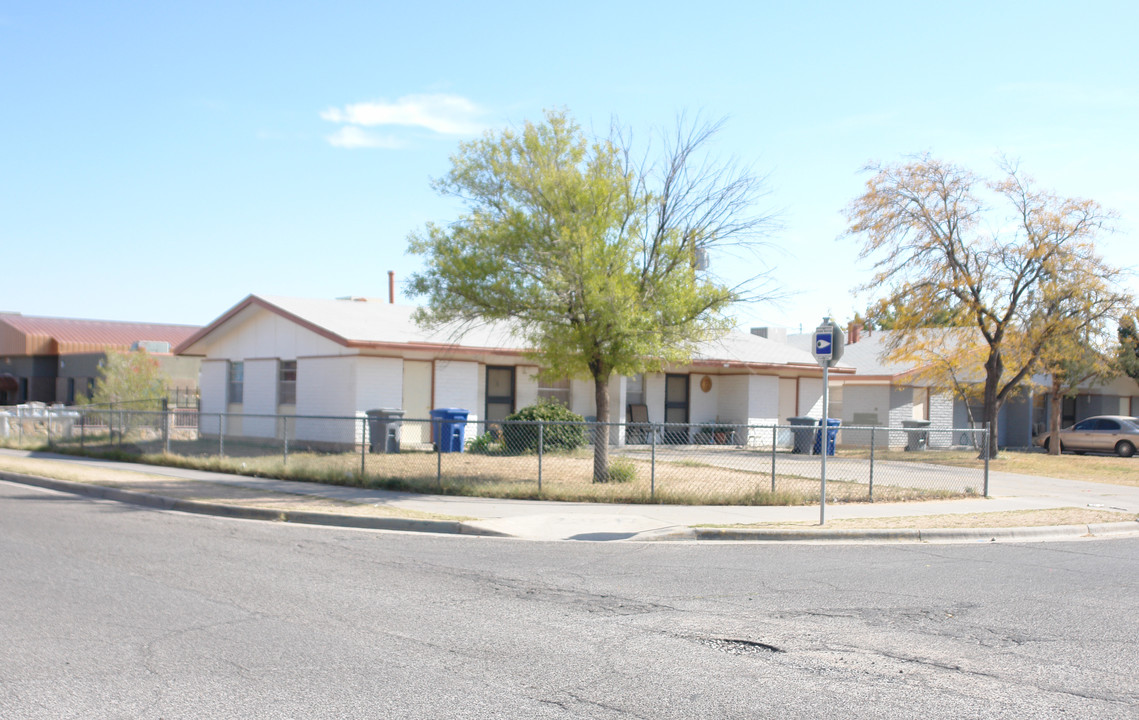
[868,426,875,502]
[360,417,367,477]
[46,412,52,448]
[983,423,991,497]
[218,413,224,457]
[80,411,85,451]
[162,398,170,454]
[537,422,543,494]
[282,416,289,466]
[650,422,656,501]
[436,435,442,489]
[771,425,777,493]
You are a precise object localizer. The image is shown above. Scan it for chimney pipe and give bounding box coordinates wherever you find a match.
[388,271,395,304]
[848,323,862,344]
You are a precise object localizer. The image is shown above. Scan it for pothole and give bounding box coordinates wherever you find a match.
[699,637,784,655]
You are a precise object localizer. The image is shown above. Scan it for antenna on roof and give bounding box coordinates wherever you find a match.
[388,271,395,304]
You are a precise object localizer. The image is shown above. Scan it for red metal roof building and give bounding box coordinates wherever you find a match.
[0,312,201,405]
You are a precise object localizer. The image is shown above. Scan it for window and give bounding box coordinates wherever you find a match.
[228,361,244,404]
[537,375,570,406]
[278,360,297,405]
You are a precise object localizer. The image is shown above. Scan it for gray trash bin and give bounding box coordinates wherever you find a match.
[902,419,930,451]
[366,408,404,453]
[788,416,817,454]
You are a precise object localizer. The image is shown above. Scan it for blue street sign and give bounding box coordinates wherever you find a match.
[815,330,833,358]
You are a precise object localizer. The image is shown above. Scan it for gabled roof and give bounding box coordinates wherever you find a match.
[0,313,200,356]
[787,329,910,377]
[176,294,839,372]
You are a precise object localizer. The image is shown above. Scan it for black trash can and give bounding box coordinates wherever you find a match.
[788,416,817,454]
[902,419,931,451]
[366,408,404,453]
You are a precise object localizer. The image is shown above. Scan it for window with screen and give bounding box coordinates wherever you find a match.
[279,360,297,405]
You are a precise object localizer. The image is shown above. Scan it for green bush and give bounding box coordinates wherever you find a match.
[466,432,500,455]
[502,401,587,454]
[606,458,637,483]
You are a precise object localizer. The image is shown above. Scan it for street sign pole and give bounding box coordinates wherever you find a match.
[820,362,828,525]
[812,318,843,526]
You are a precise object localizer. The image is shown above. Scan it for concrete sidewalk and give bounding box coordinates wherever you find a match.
[1,448,1137,543]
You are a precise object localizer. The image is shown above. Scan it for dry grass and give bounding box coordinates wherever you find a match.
[710,507,1137,530]
[4,438,976,505]
[839,447,1139,487]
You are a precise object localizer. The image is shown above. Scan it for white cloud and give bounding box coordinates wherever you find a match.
[320,93,485,136]
[325,126,405,149]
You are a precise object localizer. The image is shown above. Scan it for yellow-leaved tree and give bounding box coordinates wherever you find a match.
[845,156,1131,458]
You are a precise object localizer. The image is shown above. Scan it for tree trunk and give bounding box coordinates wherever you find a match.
[1048,376,1063,456]
[592,375,610,483]
[981,351,1002,460]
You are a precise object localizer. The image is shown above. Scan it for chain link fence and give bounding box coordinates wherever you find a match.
[1,407,990,505]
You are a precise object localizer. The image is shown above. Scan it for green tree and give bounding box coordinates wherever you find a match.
[86,349,170,408]
[1118,312,1139,382]
[845,156,1130,458]
[409,110,775,482]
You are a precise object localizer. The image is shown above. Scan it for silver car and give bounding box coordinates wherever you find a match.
[1035,415,1139,457]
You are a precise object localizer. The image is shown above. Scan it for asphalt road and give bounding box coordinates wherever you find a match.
[2,480,1137,719]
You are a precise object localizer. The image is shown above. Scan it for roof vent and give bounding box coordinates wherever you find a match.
[335,296,368,302]
[132,340,171,354]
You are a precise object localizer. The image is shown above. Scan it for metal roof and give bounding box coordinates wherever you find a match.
[0,313,200,356]
[177,294,833,371]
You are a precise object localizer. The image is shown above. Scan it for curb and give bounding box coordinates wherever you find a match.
[4,469,1138,544]
[0,471,510,538]
[635,520,1139,543]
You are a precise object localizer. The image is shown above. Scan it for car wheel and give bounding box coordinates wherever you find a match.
[1116,440,1136,458]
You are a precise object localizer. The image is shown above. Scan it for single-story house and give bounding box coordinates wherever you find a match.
[0,312,201,406]
[784,325,1139,449]
[174,294,853,449]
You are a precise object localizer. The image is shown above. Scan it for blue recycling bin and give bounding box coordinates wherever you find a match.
[813,418,841,456]
[430,408,469,453]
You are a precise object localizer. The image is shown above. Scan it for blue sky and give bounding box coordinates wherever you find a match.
[2,1,1136,332]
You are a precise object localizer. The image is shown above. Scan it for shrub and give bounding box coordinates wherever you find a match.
[606,458,637,483]
[466,432,499,455]
[502,400,587,454]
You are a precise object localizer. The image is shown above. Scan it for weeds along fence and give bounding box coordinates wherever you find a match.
[1,408,990,505]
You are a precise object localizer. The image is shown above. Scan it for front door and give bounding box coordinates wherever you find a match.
[664,373,689,443]
[402,361,433,445]
[485,366,515,431]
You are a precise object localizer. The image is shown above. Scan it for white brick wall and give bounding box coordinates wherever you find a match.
[295,356,359,444]
[644,373,665,423]
[798,378,823,418]
[355,357,403,411]
[516,366,540,409]
[242,358,278,438]
[199,360,228,415]
[435,360,479,438]
[929,390,954,448]
[690,374,717,425]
